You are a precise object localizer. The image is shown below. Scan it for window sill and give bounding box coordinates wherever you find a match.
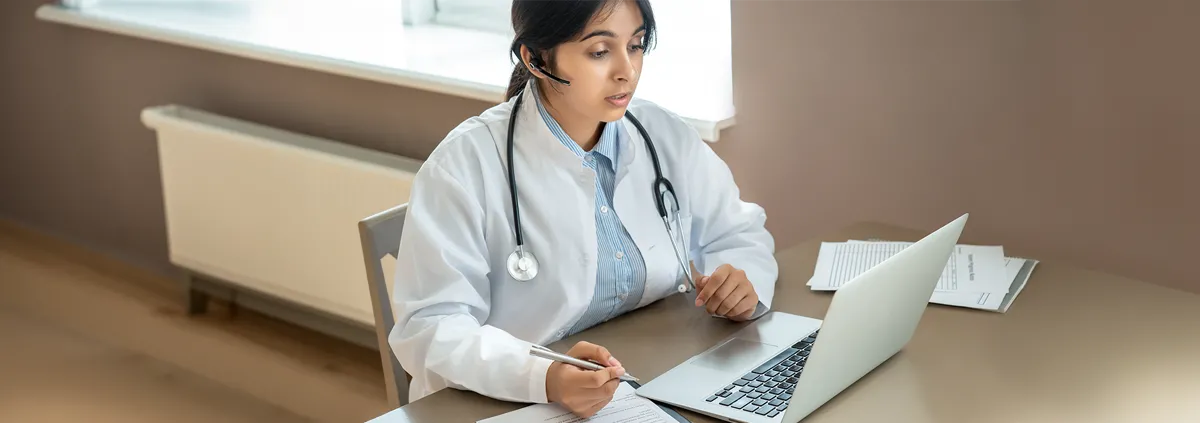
[35,3,735,141]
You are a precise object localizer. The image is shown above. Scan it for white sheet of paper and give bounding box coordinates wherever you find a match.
[807,241,1009,294]
[477,382,676,423]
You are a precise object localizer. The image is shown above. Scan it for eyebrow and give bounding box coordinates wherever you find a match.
[580,25,647,41]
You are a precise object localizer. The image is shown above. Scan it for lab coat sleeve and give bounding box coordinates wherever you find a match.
[388,162,554,404]
[685,139,779,320]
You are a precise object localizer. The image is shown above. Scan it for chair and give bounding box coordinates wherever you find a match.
[358,203,410,408]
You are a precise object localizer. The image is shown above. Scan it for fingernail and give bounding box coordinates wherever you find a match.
[695,298,703,306]
[609,357,621,367]
[616,367,626,376]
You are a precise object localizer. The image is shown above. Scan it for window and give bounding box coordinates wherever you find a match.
[404,0,514,36]
[43,0,734,140]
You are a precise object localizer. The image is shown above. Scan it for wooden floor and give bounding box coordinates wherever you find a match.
[0,221,392,423]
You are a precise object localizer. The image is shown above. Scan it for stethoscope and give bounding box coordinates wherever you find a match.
[504,91,697,294]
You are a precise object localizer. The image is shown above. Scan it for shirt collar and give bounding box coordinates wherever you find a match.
[532,84,620,171]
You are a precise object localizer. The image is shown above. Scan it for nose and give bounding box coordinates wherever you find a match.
[612,51,637,83]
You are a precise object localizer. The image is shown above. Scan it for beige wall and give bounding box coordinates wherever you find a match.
[2,0,1196,294]
[721,0,1198,294]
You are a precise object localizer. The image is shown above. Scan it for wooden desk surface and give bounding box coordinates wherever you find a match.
[370,222,1200,423]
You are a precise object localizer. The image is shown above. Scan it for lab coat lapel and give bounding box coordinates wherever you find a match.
[613,118,685,308]
[498,81,598,332]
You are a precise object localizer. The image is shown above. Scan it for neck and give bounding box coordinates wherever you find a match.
[539,88,603,151]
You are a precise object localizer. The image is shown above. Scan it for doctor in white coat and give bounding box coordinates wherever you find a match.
[390,0,778,418]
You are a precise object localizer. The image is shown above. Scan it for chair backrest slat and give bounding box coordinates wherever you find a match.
[357,203,409,408]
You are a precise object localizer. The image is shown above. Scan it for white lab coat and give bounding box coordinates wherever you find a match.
[389,81,778,405]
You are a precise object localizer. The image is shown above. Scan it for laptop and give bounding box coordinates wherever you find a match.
[636,214,968,423]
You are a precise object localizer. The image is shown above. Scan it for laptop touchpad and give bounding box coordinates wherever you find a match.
[691,338,780,372]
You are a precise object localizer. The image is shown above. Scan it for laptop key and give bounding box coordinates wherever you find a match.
[733,379,748,386]
[770,388,784,395]
[766,370,780,377]
[717,390,731,397]
[770,399,784,406]
[781,393,792,401]
[766,381,778,388]
[755,386,770,393]
[761,393,776,401]
[706,395,719,402]
[741,374,757,381]
[748,381,762,388]
[719,392,745,406]
[755,405,773,415]
[732,397,753,409]
[746,392,761,399]
[752,399,768,406]
[755,375,770,382]
[768,410,781,417]
[782,370,796,377]
[773,375,786,382]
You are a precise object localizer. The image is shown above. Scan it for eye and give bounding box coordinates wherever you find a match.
[629,44,645,52]
[591,50,609,59]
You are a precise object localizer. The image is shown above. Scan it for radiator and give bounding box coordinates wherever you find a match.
[142,105,422,327]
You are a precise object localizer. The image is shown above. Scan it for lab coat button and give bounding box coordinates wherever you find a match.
[615,251,625,260]
[600,206,609,214]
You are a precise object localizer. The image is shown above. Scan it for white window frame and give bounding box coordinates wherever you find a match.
[37,0,735,141]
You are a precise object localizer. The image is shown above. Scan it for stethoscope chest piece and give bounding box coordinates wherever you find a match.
[507,248,539,281]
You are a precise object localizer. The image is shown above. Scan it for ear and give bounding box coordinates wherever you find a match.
[519,45,548,81]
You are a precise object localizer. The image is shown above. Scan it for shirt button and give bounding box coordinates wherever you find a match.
[585,155,595,163]
[600,206,609,214]
[615,251,624,260]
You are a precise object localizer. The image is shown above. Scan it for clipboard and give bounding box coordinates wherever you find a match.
[624,380,692,423]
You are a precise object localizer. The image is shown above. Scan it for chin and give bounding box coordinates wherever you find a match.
[599,109,628,123]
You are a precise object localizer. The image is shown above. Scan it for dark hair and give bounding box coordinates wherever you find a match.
[506,0,657,100]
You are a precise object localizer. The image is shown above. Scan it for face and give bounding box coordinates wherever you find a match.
[525,0,646,124]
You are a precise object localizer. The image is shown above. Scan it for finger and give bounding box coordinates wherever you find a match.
[697,265,732,306]
[707,273,742,314]
[732,296,759,320]
[716,288,748,316]
[602,378,620,397]
[573,342,618,366]
[588,365,624,387]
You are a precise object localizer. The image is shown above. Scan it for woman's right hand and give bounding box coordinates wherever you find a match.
[545,341,627,417]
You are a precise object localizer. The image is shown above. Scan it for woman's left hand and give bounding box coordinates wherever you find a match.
[694,264,758,321]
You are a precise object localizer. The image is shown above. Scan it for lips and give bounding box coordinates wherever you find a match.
[606,92,631,107]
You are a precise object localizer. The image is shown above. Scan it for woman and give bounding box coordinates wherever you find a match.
[390,0,778,417]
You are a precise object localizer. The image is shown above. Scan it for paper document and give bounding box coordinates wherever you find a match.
[807,241,1010,294]
[805,239,1040,313]
[931,257,1038,312]
[477,382,676,423]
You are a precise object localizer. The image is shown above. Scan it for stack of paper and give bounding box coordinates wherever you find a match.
[806,240,1038,312]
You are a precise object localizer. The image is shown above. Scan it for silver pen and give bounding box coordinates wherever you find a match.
[529,344,640,382]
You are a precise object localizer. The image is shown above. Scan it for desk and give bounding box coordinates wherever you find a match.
[369,222,1200,422]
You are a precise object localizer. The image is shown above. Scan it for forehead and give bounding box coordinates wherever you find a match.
[583,0,644,33]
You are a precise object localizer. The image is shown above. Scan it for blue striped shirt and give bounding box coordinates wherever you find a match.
[533,90,648,338]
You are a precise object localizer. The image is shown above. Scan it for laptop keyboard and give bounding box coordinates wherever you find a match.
[704,330,819,418]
